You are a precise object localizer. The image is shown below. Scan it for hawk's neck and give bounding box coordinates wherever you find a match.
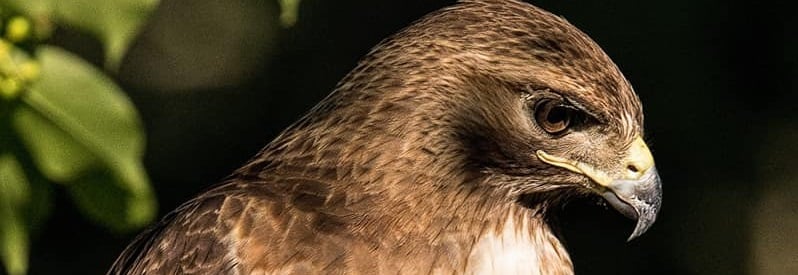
[465,208,574,274]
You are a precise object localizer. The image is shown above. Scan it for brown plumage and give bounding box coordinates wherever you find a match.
[110,0,662,274]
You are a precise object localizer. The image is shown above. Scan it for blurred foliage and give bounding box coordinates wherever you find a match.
[0,0,158,274]
[279,0,301,27]
[0,0,159,69]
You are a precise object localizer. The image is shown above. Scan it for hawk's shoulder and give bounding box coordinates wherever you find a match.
[109,174,358,274]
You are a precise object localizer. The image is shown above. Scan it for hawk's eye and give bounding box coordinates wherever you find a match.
[534,99,583,135]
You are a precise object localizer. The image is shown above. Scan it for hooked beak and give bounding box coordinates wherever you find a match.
[536,136,662,241]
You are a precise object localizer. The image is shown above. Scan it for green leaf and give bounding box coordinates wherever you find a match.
[68,168,155,232]
[1,0,160,68]
[12,105,97,183]
[12,46,155,231]
[0,0,50,17]
[278,0,301,27]
[0,154,30,275]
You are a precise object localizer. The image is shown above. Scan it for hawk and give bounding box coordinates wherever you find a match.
[110,0,662,274]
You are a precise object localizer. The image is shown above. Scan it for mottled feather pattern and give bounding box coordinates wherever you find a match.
[109,0,646,274]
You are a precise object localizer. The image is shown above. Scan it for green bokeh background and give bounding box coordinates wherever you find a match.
[13,0,798,274]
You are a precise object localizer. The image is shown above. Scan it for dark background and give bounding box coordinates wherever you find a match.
[24,0,798,274]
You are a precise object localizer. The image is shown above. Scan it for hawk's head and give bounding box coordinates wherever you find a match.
[271,0,662,240]
[430,0,663,240]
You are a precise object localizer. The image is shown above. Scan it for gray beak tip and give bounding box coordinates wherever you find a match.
[626,203,659,241]
[603,167,663,241]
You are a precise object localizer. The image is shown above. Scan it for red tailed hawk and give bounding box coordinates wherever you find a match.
[110,0,662,274]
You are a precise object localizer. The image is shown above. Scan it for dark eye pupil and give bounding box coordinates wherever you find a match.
[534,99,576,134]
[546,106,569,125]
